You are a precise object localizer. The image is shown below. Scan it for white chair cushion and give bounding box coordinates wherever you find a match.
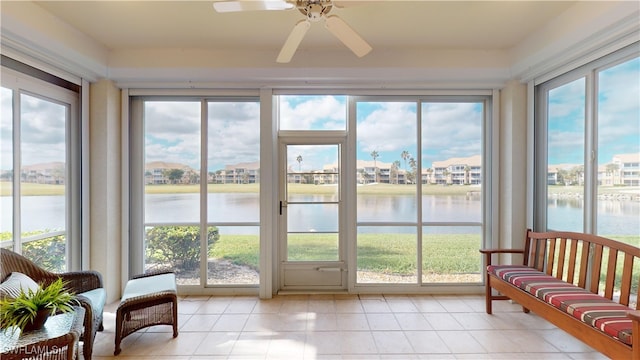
[121,273,176,302]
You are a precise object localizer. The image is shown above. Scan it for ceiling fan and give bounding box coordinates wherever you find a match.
[212,0,372,63]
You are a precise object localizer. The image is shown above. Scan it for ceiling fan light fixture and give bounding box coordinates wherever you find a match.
[213,0,371,62]
[304,3,325,22]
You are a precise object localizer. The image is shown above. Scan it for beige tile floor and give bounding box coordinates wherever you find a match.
[89,294,608,360]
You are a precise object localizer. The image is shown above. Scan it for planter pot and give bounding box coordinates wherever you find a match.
[22,309,51,332]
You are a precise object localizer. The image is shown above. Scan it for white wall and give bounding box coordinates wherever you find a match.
[89,79,122,302]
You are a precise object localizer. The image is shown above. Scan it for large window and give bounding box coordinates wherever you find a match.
[355,98,487,285]
[1,66,80,271]
[134,92,491,291]
[136,97,260,287]
[536,45,639,243]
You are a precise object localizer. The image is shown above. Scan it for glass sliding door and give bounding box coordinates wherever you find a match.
[354,98,486,285]
[143,100,202,284]
[546,78,586,232]
[538,49,639,241]
[138,97,260,287]
[20,94,69,271]
[1,87,13,250]
[207,100,260,285]
[596,57,640,242]
[355,100,418,284]
[1,67,79,271]
[421,101,484,283]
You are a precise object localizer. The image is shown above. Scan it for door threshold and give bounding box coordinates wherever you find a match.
[277,289,349,295]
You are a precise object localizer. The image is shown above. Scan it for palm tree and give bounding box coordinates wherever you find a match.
[401,150,410,172]
[296,155,303,171]
[361,169,372,184]
[605,163,620,185]
[392,160,401,184]
[464,165,471,185]
[443,169,450,185]
[370,150,379,183]
[408,157,417,184]
[426,168,433,184]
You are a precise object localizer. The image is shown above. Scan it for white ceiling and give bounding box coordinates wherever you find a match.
[34,1,575,53]
[3,1,637,87]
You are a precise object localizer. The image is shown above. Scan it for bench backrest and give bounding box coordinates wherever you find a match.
[524,230,640,309]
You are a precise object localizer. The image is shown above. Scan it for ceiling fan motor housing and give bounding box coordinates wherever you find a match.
[298,0,333,22]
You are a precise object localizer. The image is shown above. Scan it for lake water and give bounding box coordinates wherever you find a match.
[2,194,639,236]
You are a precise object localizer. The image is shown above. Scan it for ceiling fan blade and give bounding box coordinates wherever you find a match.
[324,15,372,58]
[277,20,311,63]
[213,0,293,13]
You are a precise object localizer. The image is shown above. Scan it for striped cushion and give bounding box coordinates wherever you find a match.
[0,272,40,299]
[488,265,633,346]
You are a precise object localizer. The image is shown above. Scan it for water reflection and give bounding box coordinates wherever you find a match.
[5,193,638,236]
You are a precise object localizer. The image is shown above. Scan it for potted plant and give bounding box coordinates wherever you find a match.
[0,278,78,333]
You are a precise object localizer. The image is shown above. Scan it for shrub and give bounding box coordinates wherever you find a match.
[0,231,66,272]
[22,235,66,272]
[145,225,219,271]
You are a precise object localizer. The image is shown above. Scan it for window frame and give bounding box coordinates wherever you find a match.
[0,66,82,270]
[534,43,640,234]
[129,94,262,292]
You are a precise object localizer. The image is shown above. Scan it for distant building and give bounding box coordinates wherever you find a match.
[547,163,583,186]
[20,162,65,184]
[549,153,639,187]
[355,159,407,185]
[211,161,260,184]
[145,161,198,184]
[429,155,481,185]
[607,153,640,186]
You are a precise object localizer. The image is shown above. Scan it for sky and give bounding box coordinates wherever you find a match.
[1,57,637,173]
[141,96,482,172]
[280,95,482,172]
[548,56,640,166]
[1,90,66,170]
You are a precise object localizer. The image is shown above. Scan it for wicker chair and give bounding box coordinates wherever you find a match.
[0,248,105,360]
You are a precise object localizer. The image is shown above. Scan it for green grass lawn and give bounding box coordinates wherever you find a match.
[210,233,481,275]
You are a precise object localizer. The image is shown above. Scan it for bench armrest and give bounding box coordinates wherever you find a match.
[479,249,525,254]
[628,310,640,321]
[479,249,524,266]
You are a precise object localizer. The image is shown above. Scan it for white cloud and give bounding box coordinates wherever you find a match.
[20,94,66,166]
[144,101,202,168]
[208,102,260,170]
[597,59,640,157]
[357,102,417,153]
[421,102,482,165]
[279,95,346,130]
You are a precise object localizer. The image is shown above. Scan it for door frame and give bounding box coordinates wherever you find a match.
[277,132,348,292]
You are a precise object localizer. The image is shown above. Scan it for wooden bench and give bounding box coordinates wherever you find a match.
[480,229,640,359]
[114,271,178,355]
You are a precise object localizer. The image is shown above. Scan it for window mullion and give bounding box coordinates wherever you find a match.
[584,71,597,235]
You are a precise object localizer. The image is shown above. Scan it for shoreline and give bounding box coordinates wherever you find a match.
[2,181,639,198]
